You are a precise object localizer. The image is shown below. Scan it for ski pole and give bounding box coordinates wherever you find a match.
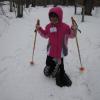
[71,17,85,72]
[30,19,40,65]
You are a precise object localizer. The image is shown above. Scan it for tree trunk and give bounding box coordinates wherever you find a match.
[53,0,58,7]
[26,0,30,8]
[17,0,23,18]
[44,0,47,7]
[61,0,66,5]
[10,0,13,12]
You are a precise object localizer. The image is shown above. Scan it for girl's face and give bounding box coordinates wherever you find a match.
[49,12,59,24]
[50,17,58,24]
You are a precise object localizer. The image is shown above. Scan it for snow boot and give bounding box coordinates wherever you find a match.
[56,69,72,87]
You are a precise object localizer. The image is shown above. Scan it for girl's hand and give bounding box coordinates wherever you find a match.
[36,24,40,31]
[71,24,77,32]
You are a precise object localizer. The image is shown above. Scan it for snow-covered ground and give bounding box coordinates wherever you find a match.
[0,4,100,100]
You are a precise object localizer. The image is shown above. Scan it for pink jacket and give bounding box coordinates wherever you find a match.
[38,7,76,59]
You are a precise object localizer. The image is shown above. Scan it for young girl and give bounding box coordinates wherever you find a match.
[36,7,77,87]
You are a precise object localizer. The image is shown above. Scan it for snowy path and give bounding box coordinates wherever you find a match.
[0,6,100,100]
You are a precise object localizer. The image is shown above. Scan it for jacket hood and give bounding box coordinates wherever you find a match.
[49,7,63,23]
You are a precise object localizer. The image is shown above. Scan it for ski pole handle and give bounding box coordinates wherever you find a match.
[71,17,81,33]
[34,19,40,33]
[71,17,77,27]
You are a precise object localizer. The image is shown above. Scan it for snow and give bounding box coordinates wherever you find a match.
[0,4,100,100]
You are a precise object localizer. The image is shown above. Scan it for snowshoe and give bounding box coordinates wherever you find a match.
[56,69,72,87]
[44,66,55,77]
[52,64,60,78]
